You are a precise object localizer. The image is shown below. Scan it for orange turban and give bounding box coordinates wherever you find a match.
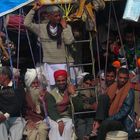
[112,60,121,69]
[137,58,140,68]
[54,70,67,79]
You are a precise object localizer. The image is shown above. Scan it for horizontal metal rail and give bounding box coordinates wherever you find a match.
[69,63,93,67]
[74,110,96,115]
[75,87,95,91]
[74,40,90,43]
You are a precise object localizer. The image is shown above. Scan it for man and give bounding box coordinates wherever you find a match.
[0,66,26,140]
[24,68,49,140]
[46,69,83,140]
[74,74,95,140]
[89,67,116,97]
[24,2,75,89]
[76,67,116,139]
[119,26,140,70]
[92,68,135,140]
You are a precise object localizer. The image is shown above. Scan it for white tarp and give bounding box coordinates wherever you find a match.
[123,0,140,22]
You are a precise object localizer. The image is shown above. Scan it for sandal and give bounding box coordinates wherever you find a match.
[90,130,98,137]
[83,131,98,140]
[83,135,90,140]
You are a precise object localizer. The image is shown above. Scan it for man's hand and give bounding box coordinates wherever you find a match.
[26,120,36,130]
[58,121,65,136]
[32,2,42,11]
[0,114,6,122]
[39,90,46,101]
[67,84,76,95]
[60,18,67,29]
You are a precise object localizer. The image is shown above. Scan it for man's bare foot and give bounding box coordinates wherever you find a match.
[92,121,100,134]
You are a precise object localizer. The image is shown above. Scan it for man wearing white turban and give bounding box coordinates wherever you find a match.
[24,68,49,140]
[24,69,37,87]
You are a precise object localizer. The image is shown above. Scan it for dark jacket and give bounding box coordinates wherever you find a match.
[0,85,26,117]
[108,89,135,137]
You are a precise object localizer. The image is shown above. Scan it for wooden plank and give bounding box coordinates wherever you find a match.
[39,0,77,4]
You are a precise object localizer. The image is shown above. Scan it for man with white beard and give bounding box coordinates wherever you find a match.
[24,68,49,140]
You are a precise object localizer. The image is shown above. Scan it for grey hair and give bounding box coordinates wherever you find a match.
[46,5,62,14]
[0,66,13,80]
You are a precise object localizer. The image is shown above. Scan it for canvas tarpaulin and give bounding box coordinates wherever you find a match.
[123,0,140,22]
[0,0,34,17]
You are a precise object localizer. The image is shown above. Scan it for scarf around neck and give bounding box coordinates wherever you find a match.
[47,22,63,49]
[56,89,70,113]
[107,81,131,116]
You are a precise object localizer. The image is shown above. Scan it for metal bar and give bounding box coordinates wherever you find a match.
[76,87,95,91]
[74,40,90,43]
[74,110,96,115]
[69,63,93,67]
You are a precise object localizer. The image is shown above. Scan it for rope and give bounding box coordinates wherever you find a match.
[35,9,45,83]
[94,12,101,75]
[17,9,21,70]
[25,31,36,67]
[105,1,111,76]
[96,34,101,74]
[3,16,16,88]
[89,31,99,103]
[111,0,128,68]
[22,9,36,69]
[69,95,77,139]
[40,96,50,129]
[37,9,43,66]
[65,45,73,84]
[28,8,50,90]
[89,32,96,79]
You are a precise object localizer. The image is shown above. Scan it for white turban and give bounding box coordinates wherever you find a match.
[24,69,37,87]
[77,72,89,85]
[13,68,20,77]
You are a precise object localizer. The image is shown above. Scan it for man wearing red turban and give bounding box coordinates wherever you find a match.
[46,69,83,140]
[54,70,67,80]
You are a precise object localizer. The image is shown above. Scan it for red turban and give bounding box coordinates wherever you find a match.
[54,70,67,79]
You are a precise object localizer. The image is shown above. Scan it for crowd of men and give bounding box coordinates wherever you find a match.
[0,65,139,140]
[0,1,140,140]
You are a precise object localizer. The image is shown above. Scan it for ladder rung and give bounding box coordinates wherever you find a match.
[76,87,95,91]
[69,63,93,67]
[74,110,96,115]
[74,40,91,43]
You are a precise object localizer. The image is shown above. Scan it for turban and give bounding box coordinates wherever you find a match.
[24,69,37,87]
[13,68,20,77]
[54,70,67,79]
[77,72,89,85]
[112,60,121,69]
[137,58,140,68]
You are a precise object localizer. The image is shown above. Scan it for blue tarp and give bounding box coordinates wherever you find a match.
[0,0,34,17]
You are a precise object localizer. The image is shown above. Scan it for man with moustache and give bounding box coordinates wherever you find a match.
[97,66,116,95]
[92,68,135,140]
[46,69,83,140]
[24,2,76,91]
[24,68,49,140]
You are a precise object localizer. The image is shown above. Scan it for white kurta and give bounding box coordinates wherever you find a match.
[48,117,75,140]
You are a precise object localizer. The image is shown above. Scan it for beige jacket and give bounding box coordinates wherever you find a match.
[24,9,75,63]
